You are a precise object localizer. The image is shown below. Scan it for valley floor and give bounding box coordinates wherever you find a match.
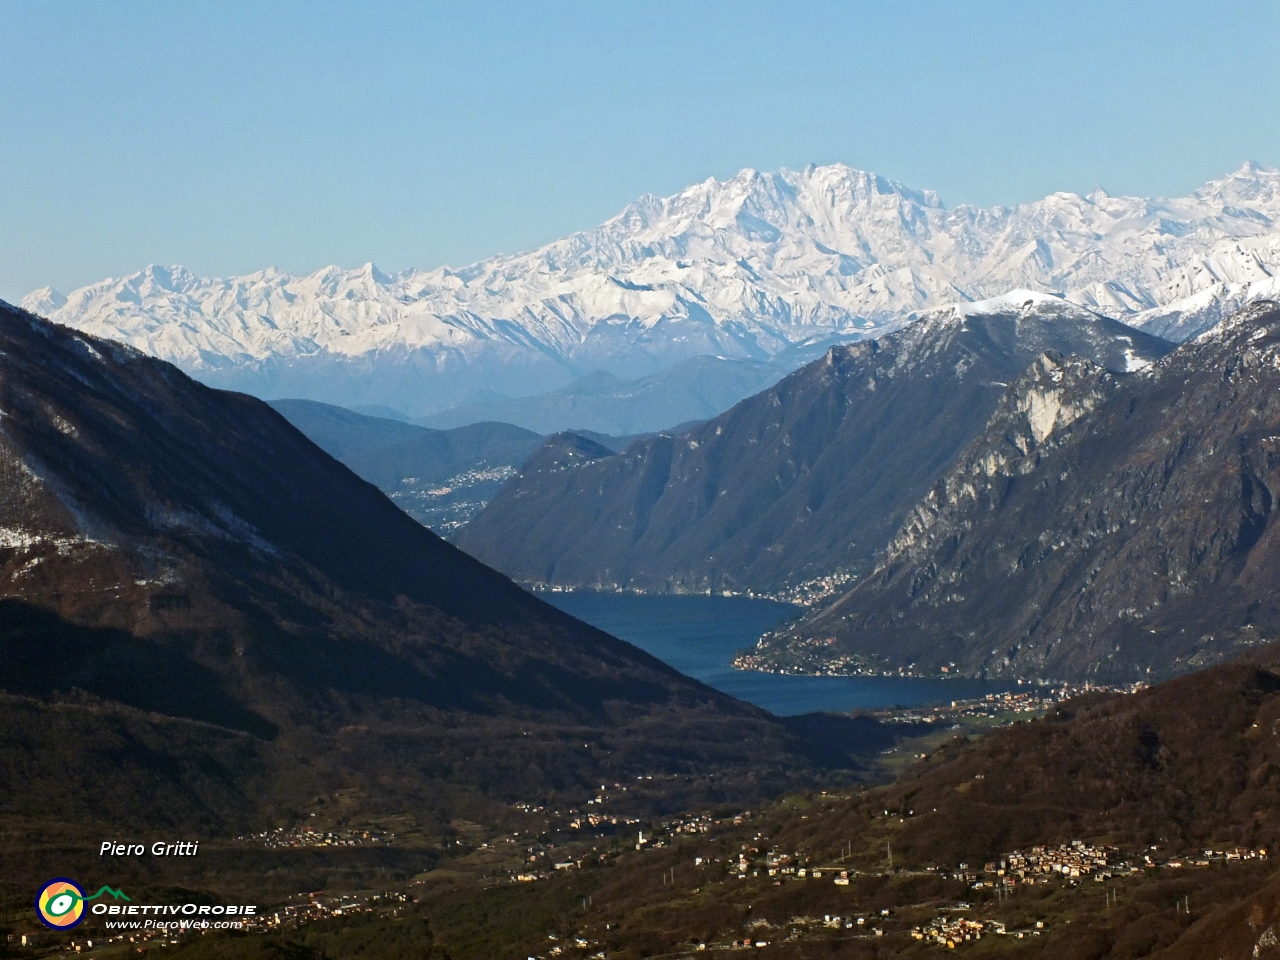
[8,788,1276,960]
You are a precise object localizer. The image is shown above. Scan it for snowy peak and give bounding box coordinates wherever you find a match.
[22,161,1280,416]
[20,286,66,316]
[888,289,1170,380]
[951,289,1090,319]
[611,164,941,238]
[901,291,1103,349]
[1194,160,1280,207]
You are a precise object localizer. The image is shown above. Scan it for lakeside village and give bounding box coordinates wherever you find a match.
[527,572,860,608]
[730,637,1149,726]
[733,632,1149,687]
[871,681,1148,726]
[389,465,519,534]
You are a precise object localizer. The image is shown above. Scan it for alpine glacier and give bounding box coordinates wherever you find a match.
[21,161,1280,417]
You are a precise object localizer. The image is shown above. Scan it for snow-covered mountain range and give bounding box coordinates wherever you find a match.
[21,161,1280,416]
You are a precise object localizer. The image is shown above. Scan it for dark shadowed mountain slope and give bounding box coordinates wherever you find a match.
[873,649,1280,864]
[0,314,557,632]
[268,399,541,532]
[0,301,883,838]
[756,301,1280,682]
[457,293,1172,597]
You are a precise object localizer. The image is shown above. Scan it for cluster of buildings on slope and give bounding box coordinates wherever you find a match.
[765,572,859,607]
[709,913,892,950]
[233,824,395,849]
[568,810,627,831]
[251,891,409,930]
[539,932,604,957]
[942,841,1130,888]
[907,842,1270,949]
[516,780,691,836]
[663,813,716,835]
[710,835,1262,892]
[879,682,1148,725]
[717,845,857,882]
[525,576,859,606]
[913,915,1047,947]
[963,841,1270,889]
[1150,846,1268,869]
[624,810,753,855]
[482,835,591,883]
[731,637,903,677]
[390,465,518,533]
[735,623,1162,698]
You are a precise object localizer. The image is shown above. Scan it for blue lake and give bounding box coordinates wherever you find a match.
[535,591,1013,716]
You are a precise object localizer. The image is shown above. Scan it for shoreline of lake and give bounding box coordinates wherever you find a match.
[535,590,1017,717]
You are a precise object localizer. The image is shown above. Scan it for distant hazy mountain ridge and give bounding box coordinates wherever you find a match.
[414,355,792,436]
[23,162,1280,417]
[266,400,543,532]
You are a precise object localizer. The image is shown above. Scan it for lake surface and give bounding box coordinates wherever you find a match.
[535,591,1013,716]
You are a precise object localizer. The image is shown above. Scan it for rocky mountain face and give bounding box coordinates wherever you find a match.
[268,399,542,532]
[21,163,1280,419]
[754,301,1280,682]
[455,293,1172,597]
[0,301,880,838]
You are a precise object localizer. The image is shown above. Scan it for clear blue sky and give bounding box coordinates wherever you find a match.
[3,0,1278,302]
